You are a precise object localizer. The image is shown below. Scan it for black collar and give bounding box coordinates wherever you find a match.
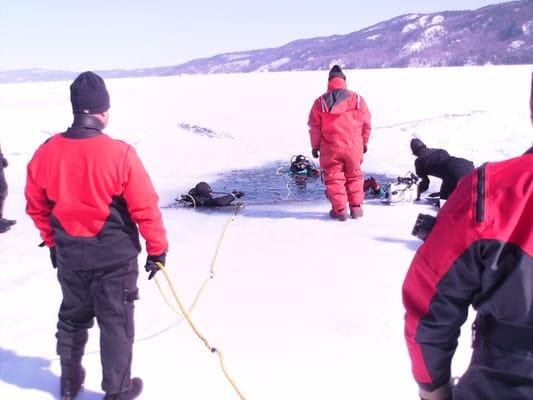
[63,115,103,139]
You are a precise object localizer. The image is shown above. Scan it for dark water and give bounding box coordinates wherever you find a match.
[192,162,393,206]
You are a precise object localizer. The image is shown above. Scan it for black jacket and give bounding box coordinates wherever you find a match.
[414,148,474,199]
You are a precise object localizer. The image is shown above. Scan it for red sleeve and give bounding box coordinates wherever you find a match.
[122,146,168,255]
[308,98,322,149]
[360,97,371,146]
[402,172,478,389]
[25,150,55,247]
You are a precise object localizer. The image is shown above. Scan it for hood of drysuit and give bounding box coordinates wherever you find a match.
[322,77,358,116]
[327,76,347,92]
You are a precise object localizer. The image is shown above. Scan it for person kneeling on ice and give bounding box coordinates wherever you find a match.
[410,138,474,203]
[180,182,244,208]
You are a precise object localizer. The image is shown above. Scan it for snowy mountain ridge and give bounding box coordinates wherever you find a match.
[1,0,533,83]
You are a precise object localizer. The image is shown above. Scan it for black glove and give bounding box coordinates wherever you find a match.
[311,148,319,159]
[144,253,166,280]
[50,247,57,269]
[232,191,244,198]
[363,144,368,154]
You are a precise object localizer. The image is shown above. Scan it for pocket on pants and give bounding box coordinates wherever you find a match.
[122,277,139,339]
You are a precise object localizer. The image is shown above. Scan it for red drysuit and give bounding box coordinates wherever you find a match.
[308,77,371,214]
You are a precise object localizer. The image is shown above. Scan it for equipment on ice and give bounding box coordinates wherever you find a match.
[411,213,437,241]
[363,176,385,197]
[381,172,420,204]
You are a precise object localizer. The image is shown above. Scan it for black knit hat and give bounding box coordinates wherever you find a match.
[410,138,427,155]
[70,71,110,114]
[328,65,346,81]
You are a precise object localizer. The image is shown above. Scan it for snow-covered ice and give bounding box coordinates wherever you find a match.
[0,65,532,399]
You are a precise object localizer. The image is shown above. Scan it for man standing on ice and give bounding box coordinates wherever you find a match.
[25,71,168,400]
[308,65,371,221]
[402,72,533,400]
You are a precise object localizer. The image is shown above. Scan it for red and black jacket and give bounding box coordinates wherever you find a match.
[402,147,533,391]
[25,118,168,269]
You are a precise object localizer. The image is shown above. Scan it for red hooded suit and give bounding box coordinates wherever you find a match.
[308,75,371,216]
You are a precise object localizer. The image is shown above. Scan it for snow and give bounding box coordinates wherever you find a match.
[366,34,381,41]
[418,15,431,27]
[402,23,418,34]
[208,59,251,73]
[223,54,251,61]
[1,65,532,399]
[431,15,445,25]
[403,15,443,34]
[401,26,446,56]
[422,25,446,41]
[508,40,525,51]
[255,57,291,72]
[523,20,533,34]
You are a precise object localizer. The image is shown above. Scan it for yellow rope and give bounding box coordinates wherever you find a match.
[155,262,247,400]
[188,212,236,311]
[156,207,239,316]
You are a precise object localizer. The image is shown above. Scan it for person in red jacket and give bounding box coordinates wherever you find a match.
[25,71,168,400]
[402,72,533,400]
[308,65,371,221]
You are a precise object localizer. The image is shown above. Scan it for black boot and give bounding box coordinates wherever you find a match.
[0,219,11,233]
[0,218,16,226]
[60,366,85,400]
[104,377,143,400]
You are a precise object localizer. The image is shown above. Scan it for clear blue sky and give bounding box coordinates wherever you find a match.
[0,0,515,72]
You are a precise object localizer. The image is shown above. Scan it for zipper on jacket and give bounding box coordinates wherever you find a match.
[476,163,487,223]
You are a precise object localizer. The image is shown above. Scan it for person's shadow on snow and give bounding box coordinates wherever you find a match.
[373,236,421,251]
[241,207,331,220]
[0,347,101,399]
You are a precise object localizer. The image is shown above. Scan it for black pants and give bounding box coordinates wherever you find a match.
[56,258,139,394]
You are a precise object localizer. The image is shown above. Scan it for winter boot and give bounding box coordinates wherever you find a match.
[329,209,348,222]
[104,377,143,400]
[0,220,10,233]
[0,218,16,226]
[350,206,364,219]
[60,366,85,400]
